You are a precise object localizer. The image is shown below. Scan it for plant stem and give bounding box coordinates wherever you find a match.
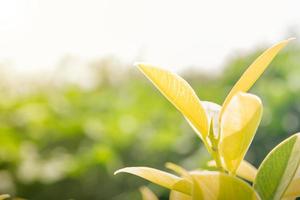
[205,118,225,172]
[211,147,224,172]
[203,138,224,172]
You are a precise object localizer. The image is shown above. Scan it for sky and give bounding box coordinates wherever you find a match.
[0,0,299,74]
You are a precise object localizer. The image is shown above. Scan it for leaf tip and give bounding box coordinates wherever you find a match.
[134,62,151,70]
[287,37,296,42]
[276,37,295,48]
[236,92,263,107]
[165,162,173,169]
[134,62,143,68]
[114,168,126,175]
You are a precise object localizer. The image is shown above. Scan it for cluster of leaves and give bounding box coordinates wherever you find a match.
[115,39,300,200]
[0,39,299,199]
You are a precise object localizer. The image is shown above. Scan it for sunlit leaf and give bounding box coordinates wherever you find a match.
[165,162,191,180]
[221,38,293,117]
[219,92,262,173]
[114,167,191,194]
[208,159,257,182]
[191,176,203,200]
[172,179,192,195]
[283,178,300,199]
[140,186,159,200]
[284,165,300,198]
[234,159,257,182]
[283,164,300,199]
[170,191,192,200]
[137,63,209,139]
[254,133,300,200]
[191,171,260,200]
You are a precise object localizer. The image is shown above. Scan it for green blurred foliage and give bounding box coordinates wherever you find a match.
[0,43,299,199]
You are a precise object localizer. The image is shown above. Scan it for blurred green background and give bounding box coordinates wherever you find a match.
[0,43,299,200]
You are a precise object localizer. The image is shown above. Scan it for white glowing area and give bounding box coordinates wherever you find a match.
[0,0,299,74]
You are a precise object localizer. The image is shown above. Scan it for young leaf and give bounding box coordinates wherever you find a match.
[114,167,191,194]
[254,133,300,200]
[140,186,159,200]
[219,92,262,173]
[201,101,221,137]
[191,171,260,200]
[208,159,257,182]
[136,63,209,139]
[221,38,293,117]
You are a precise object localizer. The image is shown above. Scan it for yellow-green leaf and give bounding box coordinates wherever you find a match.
[165,162,191,180]
[219,92,262,173]
[137,63,209,139]
[173,179,192,195]
[114,166,191,194]
[221,38,293,117]
[170,191,192,200]
[234,159,257,182]
[191,171,260,200]
[140,186,159,200]
[254,133,300,200]
[208,159,257,182]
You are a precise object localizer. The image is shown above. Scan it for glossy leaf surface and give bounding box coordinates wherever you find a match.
[221,39,292,116]
[254,133,300,200]
[219,92,262,173]
[115,167,191,194]
[191,171,260,200]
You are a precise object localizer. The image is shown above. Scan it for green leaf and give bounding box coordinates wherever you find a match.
[219,92,263,173]
[114,166,191,194]
[191,171,260,200]
[136,63,209,139]
[254,133,300,200]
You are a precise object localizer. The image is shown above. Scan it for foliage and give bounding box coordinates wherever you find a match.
[254,133,300,200]
[0,39,299,199]
[115,39,300,199]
